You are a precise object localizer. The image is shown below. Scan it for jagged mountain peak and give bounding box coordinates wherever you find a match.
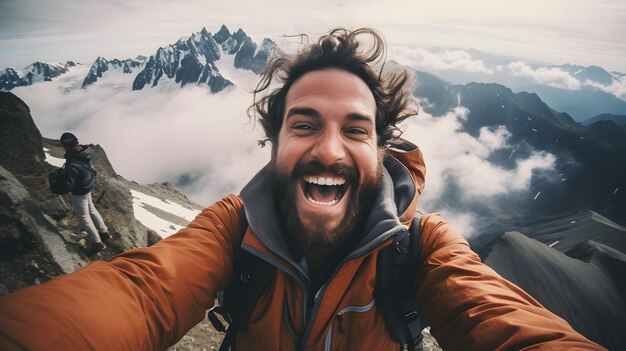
[131,25,276,92]
[1,62,73,90]
[214,24,231,44]
[82,56,144,88]
[234,28,247,37]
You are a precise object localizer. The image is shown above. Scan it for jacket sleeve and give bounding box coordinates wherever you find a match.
[0,194,243,351]
[63,163,78,192]
[415,213,606,351]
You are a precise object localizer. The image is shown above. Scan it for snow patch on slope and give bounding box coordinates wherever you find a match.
[130,189,200,238]
[43,147,65,167]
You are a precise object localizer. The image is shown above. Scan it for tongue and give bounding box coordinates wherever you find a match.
[309,184,340,203]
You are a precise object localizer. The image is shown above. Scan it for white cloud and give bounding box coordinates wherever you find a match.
[507,61,581,90]
[12,64,270,206]
[391,47,494,74]
[583,78,626,101]
[401,107,556,236]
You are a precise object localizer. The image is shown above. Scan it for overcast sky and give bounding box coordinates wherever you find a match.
[1,0,625,72]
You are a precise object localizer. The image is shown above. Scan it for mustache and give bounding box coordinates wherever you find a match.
[291,159,358,183]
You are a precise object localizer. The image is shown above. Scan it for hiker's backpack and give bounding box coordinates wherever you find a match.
[208,207,427,351]
[48,161,97,195]
[48,167,72,195]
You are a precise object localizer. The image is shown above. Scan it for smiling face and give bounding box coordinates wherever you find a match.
[272,68,383,249]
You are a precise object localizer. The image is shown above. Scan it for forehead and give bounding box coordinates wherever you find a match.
[284,68,376,116]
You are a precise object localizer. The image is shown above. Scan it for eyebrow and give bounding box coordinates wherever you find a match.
[286,107,374,124]
[346,113,374,123]
[286,107,319,120]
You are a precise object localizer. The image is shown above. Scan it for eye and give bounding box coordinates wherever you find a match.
[345,127,368,135]
[292,122,317,134]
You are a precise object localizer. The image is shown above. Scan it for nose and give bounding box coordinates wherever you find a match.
[310,128,346,165]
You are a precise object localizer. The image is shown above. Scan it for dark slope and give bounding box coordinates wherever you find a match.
[484,230,626,350]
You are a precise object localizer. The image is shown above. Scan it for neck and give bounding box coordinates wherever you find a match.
[303,246,341,283]
[299,234,359,284]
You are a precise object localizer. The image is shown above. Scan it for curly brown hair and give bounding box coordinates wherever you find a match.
[249,27,418,148]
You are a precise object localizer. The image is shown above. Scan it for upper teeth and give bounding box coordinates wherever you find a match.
[304,175,346,186]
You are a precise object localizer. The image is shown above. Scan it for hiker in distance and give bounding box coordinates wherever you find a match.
[0,28,604,350]
[59,132,110,255]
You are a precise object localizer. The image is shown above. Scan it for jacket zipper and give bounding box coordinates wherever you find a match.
[324,300,376,351]
[300,226,408,349]
[241,244,310,345]
[283,299,299,342]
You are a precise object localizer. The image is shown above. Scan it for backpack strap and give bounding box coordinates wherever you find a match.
[375,213,426,350]
[207,204,275,351]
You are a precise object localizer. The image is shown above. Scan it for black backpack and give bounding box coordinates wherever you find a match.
[208,207,427,350]
[48,166,72,195]
[48,161,97,195]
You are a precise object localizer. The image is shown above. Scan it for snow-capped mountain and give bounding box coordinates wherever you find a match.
[0,61,76,91]
[82,56,145,88]
[130,25,278,93]
[1,25,279,94]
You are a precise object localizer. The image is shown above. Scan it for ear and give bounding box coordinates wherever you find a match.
[269,140,278,160]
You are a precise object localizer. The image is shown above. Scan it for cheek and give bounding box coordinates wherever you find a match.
[274,138,305,173]
[354,146,382,180]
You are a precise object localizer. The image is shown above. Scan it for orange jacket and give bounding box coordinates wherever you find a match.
[0,142,604,350]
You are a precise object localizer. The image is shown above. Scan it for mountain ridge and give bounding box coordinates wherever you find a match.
[0,25,279,94]
[413,70,626,238]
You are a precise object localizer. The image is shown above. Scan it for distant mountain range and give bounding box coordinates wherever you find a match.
[3,27,625,121]
[516,84,626,121]
[0,61,77,90]
[581,113,626,128]
[391,47,626,121]
[413,70,626,235]
[0,25,279,93]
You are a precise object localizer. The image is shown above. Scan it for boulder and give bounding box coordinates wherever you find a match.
[0,92,45,177]
[40,196,70,220]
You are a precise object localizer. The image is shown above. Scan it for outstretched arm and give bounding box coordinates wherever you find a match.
[0,194,243,351]
[415,213,606,351]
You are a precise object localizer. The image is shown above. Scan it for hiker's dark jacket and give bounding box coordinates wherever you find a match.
[63,145,96,195]
[0,141,604,350]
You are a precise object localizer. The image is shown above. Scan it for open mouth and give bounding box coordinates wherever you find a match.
[302,175,348,207]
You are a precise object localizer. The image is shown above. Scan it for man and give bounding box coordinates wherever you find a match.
[0,29,604,350]
[60,132,110,255]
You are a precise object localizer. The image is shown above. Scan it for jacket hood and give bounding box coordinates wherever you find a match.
[64,145,94,165]
[240,138,427,277]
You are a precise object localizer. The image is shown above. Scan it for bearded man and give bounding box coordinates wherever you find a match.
[0,28,604,351]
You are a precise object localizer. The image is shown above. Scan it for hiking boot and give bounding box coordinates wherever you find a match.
[99,231,111,242]
[84,241,106,255]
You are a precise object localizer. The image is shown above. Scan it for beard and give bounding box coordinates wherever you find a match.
[272,155,383,251]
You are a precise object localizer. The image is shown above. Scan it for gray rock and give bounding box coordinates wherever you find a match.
[0,92,45,177]
[0,166,87,280]
[147,229,162,246]
[40,195,70,220]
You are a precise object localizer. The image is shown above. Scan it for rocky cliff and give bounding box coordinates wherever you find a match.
[0,91,202,291]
